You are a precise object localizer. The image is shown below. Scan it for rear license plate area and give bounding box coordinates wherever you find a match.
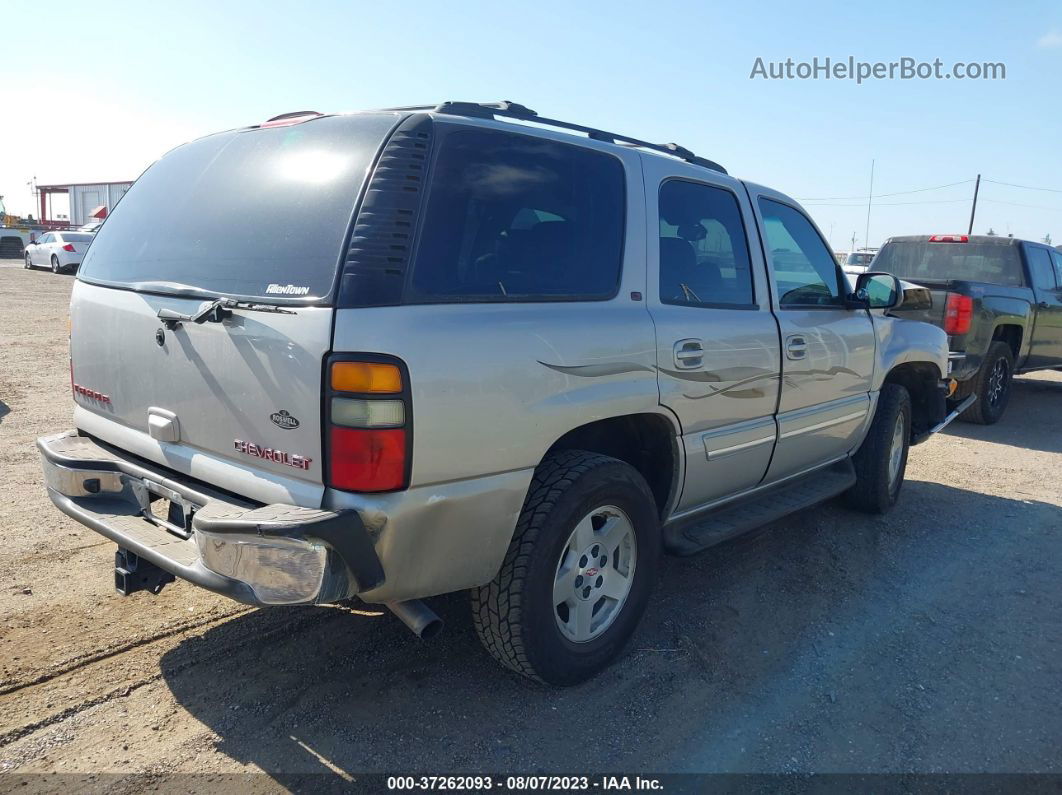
[142,483,196,539]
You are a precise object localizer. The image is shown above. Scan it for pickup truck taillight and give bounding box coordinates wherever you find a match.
[943,293,973,335]
[325,357,410,492]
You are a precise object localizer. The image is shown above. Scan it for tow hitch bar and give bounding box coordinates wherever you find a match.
[114,548,175,596]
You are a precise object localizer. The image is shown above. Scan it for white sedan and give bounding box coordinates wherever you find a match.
[24,231,94,273]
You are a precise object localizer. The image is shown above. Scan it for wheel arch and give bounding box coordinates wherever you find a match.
[992,323,1023,362]
[541,411,682,520]
[882,361,943,442]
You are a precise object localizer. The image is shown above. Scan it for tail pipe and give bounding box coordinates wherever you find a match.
[386,599,443,640]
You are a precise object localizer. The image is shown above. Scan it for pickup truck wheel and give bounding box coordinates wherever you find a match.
[960,342,1014,425]
[471,450,660,685]
[844,383,911,514]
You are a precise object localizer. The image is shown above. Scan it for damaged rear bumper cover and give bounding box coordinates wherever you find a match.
[37,431,383,606]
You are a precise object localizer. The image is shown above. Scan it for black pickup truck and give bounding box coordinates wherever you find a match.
[876,234,1062,424]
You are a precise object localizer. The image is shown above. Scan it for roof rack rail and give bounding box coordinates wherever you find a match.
[427,101,727,175]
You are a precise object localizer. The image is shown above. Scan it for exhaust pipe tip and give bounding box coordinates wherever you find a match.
[387,599,443,640]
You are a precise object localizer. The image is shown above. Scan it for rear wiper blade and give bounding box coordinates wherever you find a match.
[157,298,296,329]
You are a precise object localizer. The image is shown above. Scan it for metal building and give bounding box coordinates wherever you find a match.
[36,180,133,226]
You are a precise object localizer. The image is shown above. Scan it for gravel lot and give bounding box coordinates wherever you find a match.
[0,260,1060,785]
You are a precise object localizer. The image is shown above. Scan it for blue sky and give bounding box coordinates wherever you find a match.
[3,0,1060,247]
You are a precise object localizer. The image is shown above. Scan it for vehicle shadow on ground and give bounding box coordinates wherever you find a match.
[160,482,1062,780]
[941,376,1062,454]
[0,401,9,424]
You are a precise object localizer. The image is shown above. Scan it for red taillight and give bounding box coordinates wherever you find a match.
[944,293,973,334]
[929,234,968,243]
[325,357,410,492]
[328,428,406,492]
[62,243,75,252]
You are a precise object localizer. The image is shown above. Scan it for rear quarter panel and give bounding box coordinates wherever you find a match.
[976,287,1035,364]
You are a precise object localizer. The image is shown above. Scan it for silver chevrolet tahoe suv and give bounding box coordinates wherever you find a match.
[38,101,958,685]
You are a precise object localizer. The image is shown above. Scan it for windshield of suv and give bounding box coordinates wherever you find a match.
[78,113,398,301]
[874,240,1023,285]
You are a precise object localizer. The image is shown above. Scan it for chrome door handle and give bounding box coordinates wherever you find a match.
[785,335,808,360]
[674,338,704,370]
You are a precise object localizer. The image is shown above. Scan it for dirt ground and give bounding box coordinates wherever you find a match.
[0,260,1059,787]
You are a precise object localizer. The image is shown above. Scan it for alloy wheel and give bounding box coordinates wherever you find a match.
[553,505,637,644]
[987,358,1009,408]
[887,410,907,490]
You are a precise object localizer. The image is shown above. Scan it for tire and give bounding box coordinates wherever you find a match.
[844,383,912,514]
[51,255,61,274]
[959,341,1014,425]
[472,450,661,685]
[24,253,32,269]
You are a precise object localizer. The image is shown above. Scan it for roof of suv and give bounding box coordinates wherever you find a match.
[388,101,730,175]
[249,103,815,217]
[268,101,731,179]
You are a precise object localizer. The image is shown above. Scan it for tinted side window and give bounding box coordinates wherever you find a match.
[1052,250,1062,286]
[1026,246,1057,289]
[658,180,754,307]
[758,199,842,307]
[409,128,625,301]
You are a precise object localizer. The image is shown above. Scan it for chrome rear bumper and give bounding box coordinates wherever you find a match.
[38,431,383,605]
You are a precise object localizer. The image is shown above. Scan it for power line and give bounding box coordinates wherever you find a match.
[980,198,1062,212]
[802,197,972,207]
[796,178,974,201]
[983,178,1062,195]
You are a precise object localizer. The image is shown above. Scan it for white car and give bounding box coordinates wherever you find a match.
[842,250,877,275]
[24,231,95,273]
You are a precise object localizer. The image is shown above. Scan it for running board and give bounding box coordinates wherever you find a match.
[912,393,976,445]
[665,460,857,556]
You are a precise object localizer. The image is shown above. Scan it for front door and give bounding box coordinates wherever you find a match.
[645,160,781,513]
[32,233,50,266]
[747,189,876,483]
[1024,244,1062,368]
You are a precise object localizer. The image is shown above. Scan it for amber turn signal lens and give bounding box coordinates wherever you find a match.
[331,361,402,394]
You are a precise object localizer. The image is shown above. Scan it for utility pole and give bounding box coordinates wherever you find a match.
[968,174,981,235]
[864,159,875,250]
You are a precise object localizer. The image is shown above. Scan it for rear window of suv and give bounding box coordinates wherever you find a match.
[78,113,399,301]
[874,240,1024,285]
[407,127,625,302]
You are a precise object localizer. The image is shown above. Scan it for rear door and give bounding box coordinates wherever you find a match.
[1024,244,1062,368]
[643,158,780,512]
[71,112,401,506]
[746,187,876,483]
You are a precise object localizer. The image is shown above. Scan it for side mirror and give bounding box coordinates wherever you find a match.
[852,271,901,310]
